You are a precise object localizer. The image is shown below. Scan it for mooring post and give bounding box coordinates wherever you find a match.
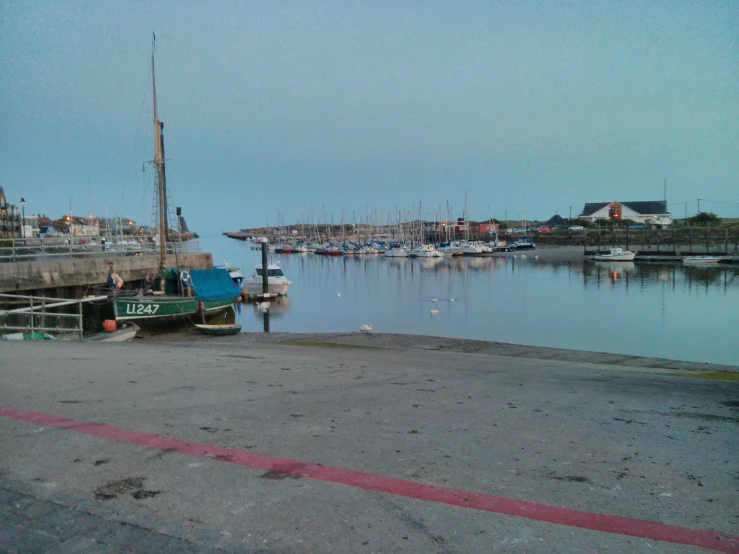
[261,240,269,296]
[625,226,629,251]
[706,223,710,253]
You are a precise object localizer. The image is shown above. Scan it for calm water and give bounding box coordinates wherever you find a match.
[202,235,739,366]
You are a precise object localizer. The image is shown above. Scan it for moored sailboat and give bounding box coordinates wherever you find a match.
[114,37,238,324]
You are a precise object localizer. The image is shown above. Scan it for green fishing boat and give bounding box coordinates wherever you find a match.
[113,38,238,323]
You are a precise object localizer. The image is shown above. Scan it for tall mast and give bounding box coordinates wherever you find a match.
[152,35,169,270]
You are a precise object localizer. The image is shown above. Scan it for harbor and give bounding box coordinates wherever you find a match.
[3,3,738,551]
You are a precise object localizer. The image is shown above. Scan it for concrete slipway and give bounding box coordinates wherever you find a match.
[0,334,737,553]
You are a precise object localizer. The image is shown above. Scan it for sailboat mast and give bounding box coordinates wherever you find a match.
[152,36,169,270]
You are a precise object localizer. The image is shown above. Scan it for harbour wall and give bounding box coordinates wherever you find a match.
[0,253,213,294]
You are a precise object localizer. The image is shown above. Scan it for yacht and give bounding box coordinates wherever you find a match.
[243,263,292,296]
[385,246,410,257]
[593,248,636,262]
[410,244,442,258]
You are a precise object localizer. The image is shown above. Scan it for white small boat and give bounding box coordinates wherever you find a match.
[593,248,636,262]
[409,244,442,258]
[86,323,140,342]
[384,247,410,257]
[683,256,725,265]
[243,263,292,296]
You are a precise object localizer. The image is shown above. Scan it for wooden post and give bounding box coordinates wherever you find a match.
[689,227,693,253]
[41,297,46,333]
[261,241,269,296]
[725,229,729,254]
[706,222,710,253]
[672,227,676,254]
[625,226,629,251]
[29,297,34,335]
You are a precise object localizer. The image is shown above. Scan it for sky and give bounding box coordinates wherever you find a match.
[1,0,737,232]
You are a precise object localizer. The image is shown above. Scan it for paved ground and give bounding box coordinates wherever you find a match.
[1,336,737,553]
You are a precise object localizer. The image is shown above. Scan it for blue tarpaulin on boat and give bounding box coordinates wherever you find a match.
[190,268,238,301]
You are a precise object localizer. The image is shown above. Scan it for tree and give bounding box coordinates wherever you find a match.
[688,212,721,226]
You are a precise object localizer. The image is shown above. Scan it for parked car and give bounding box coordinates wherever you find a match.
[628,224,645,229]
[568,225,584,231]
[514,237,536,249]
[536,227,552,233]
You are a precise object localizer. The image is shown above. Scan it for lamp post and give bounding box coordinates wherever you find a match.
[20,198,26,238]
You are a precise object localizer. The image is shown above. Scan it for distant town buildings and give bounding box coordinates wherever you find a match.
[0,187,30,238]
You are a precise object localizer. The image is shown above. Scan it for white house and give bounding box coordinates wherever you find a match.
[580,201,672,227]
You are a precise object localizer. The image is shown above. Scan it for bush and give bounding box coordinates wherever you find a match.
[688,212,721,225]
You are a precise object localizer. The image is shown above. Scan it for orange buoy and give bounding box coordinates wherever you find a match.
[102,319,117,333]
[237,296,243,302]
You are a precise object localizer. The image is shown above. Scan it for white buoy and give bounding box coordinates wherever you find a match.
[360,324,372,333]
[430,308,439,316]
[514,255,518,259]
[258,301,270,311]
[535,255,539,259]
[521,254,526,259]
[337,292,341,299]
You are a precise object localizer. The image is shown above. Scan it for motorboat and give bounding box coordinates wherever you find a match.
[439,242,463,256]
[683,255,725,265]
[593,248,636,262]
[646,214,674,229]
[409,244,442,258]
[514,237,536,250]
[385,246,410,257]
[243,263,292,296]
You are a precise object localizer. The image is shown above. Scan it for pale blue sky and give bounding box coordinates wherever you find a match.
[1,0,737,231]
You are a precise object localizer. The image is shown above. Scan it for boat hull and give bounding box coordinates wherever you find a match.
[593,253,636,261]
[243,281,290,296]
[683,256,723,265]
[195,324,242,336]
[114,296,234,322]
[86,323,140,342]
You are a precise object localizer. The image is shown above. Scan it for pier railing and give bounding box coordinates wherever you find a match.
[0,237,200,263]
[0,293,110,340]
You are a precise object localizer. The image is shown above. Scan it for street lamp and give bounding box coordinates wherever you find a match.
[20,198,26,238]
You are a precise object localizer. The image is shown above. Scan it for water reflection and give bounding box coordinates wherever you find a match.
[204,236,738,365]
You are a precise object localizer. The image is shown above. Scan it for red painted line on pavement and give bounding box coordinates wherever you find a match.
[1,405,737,553]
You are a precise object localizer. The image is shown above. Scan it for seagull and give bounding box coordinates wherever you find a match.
[258,301,270,311]
[430,308,439,316]
[360,324,372,333]
[431,296,438,303]
[449,296,455,303]
[337,292,341,299]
